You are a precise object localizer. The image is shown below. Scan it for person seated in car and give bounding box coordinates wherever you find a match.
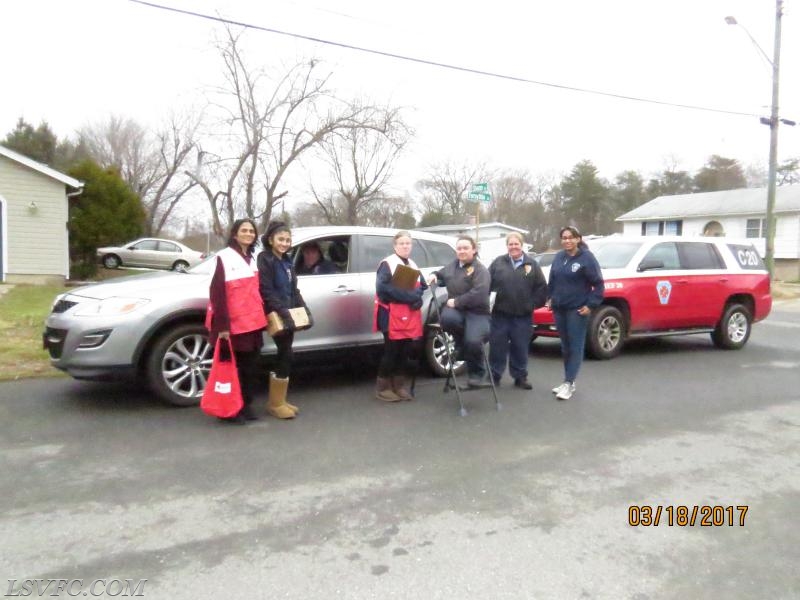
[296,241,336,276]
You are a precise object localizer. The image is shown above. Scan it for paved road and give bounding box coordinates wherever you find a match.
[2,300,799,599]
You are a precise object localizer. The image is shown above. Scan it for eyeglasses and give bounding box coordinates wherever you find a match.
[560,236,576,241]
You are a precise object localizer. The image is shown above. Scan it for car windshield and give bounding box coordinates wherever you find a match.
[590,240,642,269]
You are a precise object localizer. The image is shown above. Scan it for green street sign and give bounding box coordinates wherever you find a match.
[471,182,489,192]
[468,191,491,202]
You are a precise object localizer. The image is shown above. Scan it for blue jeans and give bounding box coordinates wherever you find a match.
[440,307,490,378]
[552,308,589,383]
[489,313,532,382]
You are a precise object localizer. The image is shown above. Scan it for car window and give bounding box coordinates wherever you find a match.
[727,244,766,270]
[359,235,395,273]
[678,242,724,269]
[423,240,457,267]
[132,240,158,251]
[592,241,642,269]
[158,241,180,253]
[302,237,351,273]
[642,242,680,270]
[535,253,556,267]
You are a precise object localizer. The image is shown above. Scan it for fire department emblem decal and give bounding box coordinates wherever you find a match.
[656,280,672,305]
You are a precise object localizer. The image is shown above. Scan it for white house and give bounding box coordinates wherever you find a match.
[416,221,531,263]
[616,185,800,280]
[0,145,83,284]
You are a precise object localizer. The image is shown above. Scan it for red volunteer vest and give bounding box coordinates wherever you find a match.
[205,247,267,335]
[374,254,424,340]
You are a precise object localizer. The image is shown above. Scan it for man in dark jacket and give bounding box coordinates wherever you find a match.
[488,233,548,389]
[430,236,491,387]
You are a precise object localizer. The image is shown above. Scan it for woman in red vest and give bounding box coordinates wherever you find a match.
[207,218,268,424]
[374,230,427,401]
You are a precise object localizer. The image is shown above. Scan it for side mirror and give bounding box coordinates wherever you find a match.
[637,259,664,272]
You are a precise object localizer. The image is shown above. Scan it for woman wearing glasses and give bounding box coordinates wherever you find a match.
[547,226,604,401]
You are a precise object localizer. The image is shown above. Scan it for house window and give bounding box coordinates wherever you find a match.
[641,220,682,236]
[746,218,766,238]
[642,221,661,236]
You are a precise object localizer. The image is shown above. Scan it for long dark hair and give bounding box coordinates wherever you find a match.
[227,218,258,257]
[559,226,589,251]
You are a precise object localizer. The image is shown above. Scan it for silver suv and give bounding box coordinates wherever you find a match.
[44,227,460,406]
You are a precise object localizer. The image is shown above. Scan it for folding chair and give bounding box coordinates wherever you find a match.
[426,282,501,416]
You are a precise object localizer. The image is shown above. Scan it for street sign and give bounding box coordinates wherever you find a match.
[467,192,491,202]
[471,182,489,192]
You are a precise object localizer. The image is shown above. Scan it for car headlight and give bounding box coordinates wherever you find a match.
[73,297,151,316]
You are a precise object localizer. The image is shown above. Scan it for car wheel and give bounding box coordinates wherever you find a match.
[145,323,213,406]
[102,254,121,269]
[172,260,190,273]
[586,305,625,359]
[711,303,752,350]
[425,327,467,377]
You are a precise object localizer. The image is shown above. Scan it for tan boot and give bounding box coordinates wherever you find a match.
[392,375,414,401]
[375,376,402,402]
[271,372,298,415]
[267,373,295,419]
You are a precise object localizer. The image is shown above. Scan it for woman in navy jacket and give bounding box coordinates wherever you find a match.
[547,226,604,400]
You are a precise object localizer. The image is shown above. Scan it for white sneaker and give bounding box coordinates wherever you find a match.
[556,382,576,401]
[552,382,568,395]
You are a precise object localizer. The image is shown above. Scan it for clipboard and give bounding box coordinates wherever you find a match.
[391,263,421,290]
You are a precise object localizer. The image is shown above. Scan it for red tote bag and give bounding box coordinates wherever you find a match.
[200,339,244,418]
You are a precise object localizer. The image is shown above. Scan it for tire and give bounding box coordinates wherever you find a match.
[102,254,121,269]
[172,260,190,273]
[586,305,625,359]
[711,303,752,350]
[425,328,467,377]
[145,323,213,406]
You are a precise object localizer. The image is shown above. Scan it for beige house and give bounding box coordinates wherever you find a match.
[0,145,83,284]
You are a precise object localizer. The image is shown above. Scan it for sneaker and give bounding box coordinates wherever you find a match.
[556,382,576,401]
[552,382,567,395]
[467,376,492,389]
[514,378,533,390]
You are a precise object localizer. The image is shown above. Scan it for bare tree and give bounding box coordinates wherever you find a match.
[296,193,415,228]
[309,106,412,225]
[192,27,396,237]
[80,114,200,236]
[415,161,492,224]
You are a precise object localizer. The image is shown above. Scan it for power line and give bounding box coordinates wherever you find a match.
[127,0,762,119]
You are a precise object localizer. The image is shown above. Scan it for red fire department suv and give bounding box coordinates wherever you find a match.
[532,235,772,359]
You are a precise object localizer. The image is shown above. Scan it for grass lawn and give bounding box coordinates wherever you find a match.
[0,284,68,381]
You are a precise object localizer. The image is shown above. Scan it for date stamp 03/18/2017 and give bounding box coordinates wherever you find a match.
[628,505,749,527]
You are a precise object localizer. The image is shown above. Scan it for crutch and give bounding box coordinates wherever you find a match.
[426,281,468,416]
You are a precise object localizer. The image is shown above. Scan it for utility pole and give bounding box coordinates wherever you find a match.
[764,0,783,279]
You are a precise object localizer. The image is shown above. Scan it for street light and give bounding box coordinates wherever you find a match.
[726,1,789,279]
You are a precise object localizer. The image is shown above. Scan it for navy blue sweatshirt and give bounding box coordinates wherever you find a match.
[547,247,604,310]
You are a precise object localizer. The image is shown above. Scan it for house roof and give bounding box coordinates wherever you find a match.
[417,221,529,235]
[616,185,800,221]
[0,144,83,189]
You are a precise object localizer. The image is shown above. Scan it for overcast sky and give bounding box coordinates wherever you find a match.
[2,0,798,200]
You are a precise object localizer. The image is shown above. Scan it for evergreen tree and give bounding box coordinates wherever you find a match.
[67,160,146,277]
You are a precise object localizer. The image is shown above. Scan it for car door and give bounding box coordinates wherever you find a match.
[675,241,727,326]
[630,242,686,330]
[289,235,370,350]
[125,239,160,268]
[156,240,181,269]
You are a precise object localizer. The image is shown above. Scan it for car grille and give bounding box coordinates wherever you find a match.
[52,299,78,313]
[43,327,67,359]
